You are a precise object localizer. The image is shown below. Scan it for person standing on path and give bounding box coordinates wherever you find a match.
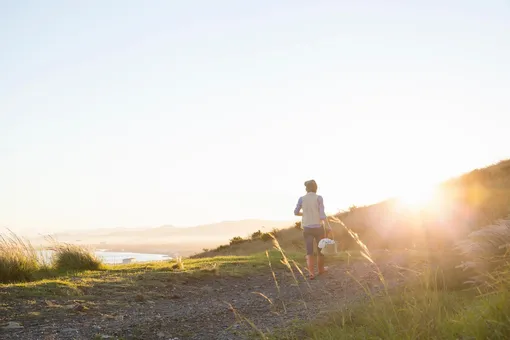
[294,179,332,280]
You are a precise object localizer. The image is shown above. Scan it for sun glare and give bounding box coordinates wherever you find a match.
[396,184,439,210]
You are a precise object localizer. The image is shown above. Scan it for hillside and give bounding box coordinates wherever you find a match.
[196,159,510,257]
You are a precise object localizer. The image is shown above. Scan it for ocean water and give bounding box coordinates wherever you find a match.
[38,250,171,265]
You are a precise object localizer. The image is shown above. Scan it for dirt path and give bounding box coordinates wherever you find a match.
[0,260,403,340]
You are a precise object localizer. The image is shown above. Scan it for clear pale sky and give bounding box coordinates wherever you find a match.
[1,1,509,234]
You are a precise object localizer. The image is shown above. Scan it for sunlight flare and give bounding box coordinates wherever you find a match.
[395,183,441,211]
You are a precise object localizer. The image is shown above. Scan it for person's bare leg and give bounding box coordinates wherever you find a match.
[318,255,326,275]
[306,255,315,279]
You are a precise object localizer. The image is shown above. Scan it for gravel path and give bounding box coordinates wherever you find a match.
[1,259,403,340]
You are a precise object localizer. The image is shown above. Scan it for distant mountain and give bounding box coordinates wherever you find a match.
[29,219,293,246]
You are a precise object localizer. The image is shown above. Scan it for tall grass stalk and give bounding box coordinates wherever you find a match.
[272,235,312,313]
[175,256,185,270]
[265,250,286,314]
[227,302,269,340]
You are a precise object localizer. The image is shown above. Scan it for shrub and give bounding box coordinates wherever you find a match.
[0,231,40,283]
[261,232,273,242]
[251,230,263,240]
[51,243,102,271]
[215,244,229,251]
[229,236,246,245]
[294,221,302,230]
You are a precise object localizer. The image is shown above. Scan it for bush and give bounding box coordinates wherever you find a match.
[215,244,229,251]
[51,243,102,271]
[0,232,40,283]
[229,236,246,245]
[261,232,273,242]
[294,221,302,230]
[251,230,263,240]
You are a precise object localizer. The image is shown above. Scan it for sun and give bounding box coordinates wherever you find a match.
[395,184,439,210]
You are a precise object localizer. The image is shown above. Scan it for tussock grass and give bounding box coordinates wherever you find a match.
[0,231,40,283]
[50,242,103,271]
[455,215,510,284]
[0,231,105,283]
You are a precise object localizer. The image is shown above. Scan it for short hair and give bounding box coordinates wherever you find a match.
[304,180,317,193]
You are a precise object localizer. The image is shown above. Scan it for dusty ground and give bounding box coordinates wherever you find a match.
[0,257,404,340]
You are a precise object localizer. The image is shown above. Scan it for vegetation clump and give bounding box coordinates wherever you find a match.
[51,243,102,271]
[0,231,39,283]
[251,230,263,240]
[229,236,247,245]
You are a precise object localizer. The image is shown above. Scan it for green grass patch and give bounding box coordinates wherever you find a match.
[105,250,306,276]
[1,279,84,298]
[0,250,311,300]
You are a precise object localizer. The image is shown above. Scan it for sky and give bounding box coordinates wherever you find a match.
[1,0,509,234]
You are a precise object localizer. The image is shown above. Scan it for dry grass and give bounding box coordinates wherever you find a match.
[50,242,103,271]
[0,230,41,283]
[292,261,510,340]
[454,215,510,287]
[0,231,104,283]
[174,256,185,270]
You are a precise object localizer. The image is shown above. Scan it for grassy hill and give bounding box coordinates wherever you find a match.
[196,159,510,258]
